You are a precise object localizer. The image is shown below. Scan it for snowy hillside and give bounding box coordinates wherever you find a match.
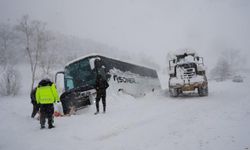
[0,76,250,150]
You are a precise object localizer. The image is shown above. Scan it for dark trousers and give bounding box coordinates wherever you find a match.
[96,90,106,112]
[40,104,54,126]
[31,102,40,118]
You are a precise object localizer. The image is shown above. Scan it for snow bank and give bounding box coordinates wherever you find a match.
[0,74,250,150]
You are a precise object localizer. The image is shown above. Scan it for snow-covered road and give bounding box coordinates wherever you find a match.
[0,79,250,150]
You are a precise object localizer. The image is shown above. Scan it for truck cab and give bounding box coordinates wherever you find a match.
[168,51,208,97]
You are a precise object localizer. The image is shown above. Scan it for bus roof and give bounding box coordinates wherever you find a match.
[65,53,155,70]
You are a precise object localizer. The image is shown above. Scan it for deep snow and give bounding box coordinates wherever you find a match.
[0,73,250,150]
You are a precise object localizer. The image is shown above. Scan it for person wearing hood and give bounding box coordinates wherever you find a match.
[36,78,60,129]
[94,59,109,115]
[94,74,109,115]
[30,87,39,118]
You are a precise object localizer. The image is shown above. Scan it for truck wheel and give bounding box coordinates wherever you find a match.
[198,86,208,96]
[169,88,179,97]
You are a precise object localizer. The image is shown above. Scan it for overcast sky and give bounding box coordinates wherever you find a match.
[1,0,250,68]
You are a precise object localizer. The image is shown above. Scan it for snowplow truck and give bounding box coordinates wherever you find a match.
[168,52,208,97]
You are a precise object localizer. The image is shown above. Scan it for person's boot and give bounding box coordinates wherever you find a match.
[95,105,99,115]
[48,124,55,129]
[103,107,106,113]
[41,125,45,129]
[94,111,99,115]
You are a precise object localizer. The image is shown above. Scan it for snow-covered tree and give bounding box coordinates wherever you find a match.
[210,49,246,81]
[0,65,20,96]
[16,15,49,92]
[220,49,246,73]
[38,49,59,81]
[210,57,232,81]
[0,23,16,67]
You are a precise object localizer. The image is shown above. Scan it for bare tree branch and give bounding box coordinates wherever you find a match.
[16,15,49,92]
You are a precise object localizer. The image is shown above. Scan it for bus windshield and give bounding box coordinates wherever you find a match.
[64,58,96,91]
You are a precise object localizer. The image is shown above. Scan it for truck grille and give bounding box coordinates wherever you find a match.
[183,68,195,79]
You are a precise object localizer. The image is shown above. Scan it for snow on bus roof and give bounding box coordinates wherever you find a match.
[65,53,155,70]
[65,53,100,66]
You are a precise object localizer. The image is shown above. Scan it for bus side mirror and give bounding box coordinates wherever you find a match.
[55,71,65,85]
[89,58,96,70]
[55,71,65,95]
[89,57,101,70]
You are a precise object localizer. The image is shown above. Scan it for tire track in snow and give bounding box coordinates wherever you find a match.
[96,115,160,141]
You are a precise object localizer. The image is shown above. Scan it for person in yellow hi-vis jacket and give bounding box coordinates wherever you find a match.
[36,78,59,129]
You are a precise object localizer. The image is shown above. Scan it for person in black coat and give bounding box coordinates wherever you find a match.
[30,87,39,118]
[94,74,109,115]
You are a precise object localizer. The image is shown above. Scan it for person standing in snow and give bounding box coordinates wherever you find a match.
[30,87,39,118]
[36,78,60,129]
[94,59,109,115]
[94,74,109,115]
